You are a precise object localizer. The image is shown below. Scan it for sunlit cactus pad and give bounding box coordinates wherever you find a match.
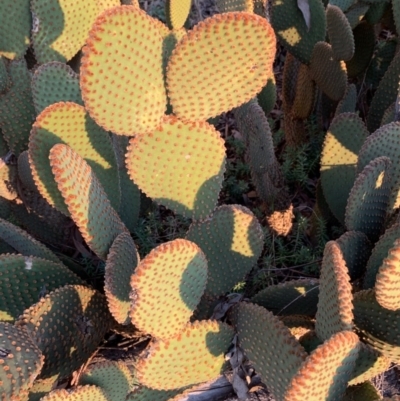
[315,241,353,341]
[105,232,139,325]
[79,361,133,401]
[167,12,276,121]
[251,279,319,316]
[40,385,109,401]
[284,331,360,401]
[32,62,83,114]
[186,205,264,297]
[130,239,207,340]
[16,284,111,380]
[31,0,98,63]
[0,254,83,322]
[29,101,120,215]
[126,116,226,220]
[0,0,31,60]
[81,5,166,135]
[166,0,191,29]
[137,320,234,390]
[0,322,44,400]
[49,144,127,260]
[235,302,307,401]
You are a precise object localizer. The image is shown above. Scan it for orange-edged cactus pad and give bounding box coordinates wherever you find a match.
[126,115,226,220]
[166,12,276,122]
[81,5,167,135]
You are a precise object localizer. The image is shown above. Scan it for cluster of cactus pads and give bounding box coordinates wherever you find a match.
[2,0,400,400]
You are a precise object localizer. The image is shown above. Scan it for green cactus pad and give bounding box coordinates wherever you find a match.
[298,330,323,354]
[40,386,109,401]
[344,382,381,401]
[235,302,307,401]
[130,239,207,340]
[167,12,276,122]
[292,63,315,119]
[364,223,400,289]
[336,231,372,281]
[353,289,400,360]
[345,21,375,78]
[16,284,112,380]
[216,0,254,12]
[79,361,132,401]
[284,331,360,401]
[375,238,400,310]
[126,386,185,401]
[270,0,326,64]
[367,51,400,132]
[310,41,347,101]
[280,315,315,339]
[49,144,127,260]
[251,279,319,316]
[344,3,370,29]
[345,156,391,242]
[257,77,277,117]
[0,163,18,201]
[31,0,99,63]
[0,59,36,156]
[0,0,31,60]
[315,241,353,341]
[186,204,264,297]
[0,218,60,263]
[29,101,120,215]
[0,57,10,93]
[126,115,226,220]
[335,84,357,115]
[349,342,391,386]
[381,103,395,126]
[320,112,368,224]
[81,5,166,136]
[32,62,83,114]
[0,322,44,400]
[330,0,356,12]
[0,254,83,322]
[166,0,191,29]
[136,320,234,390]
[357,122,400,209]
[327,5,355,61]
[105,232,139,325]
[18,151,38,192]
[27,377,57,401]
[365,2,388,25]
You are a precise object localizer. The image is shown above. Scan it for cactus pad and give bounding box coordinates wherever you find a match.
[167,12,276,121]
[335,84,357,115]
[320,112,368,224]
[166,0,191,29]
[251,279,319,316]
[81,6,166,135]
[344,382,381,401]
[284,331,360,401]
[105,232,139,325]
[186,205,264,297]
[315,241,353,341]
[136,320,234,390]
[16,285,111,380]
[0,57,10,93]
[216,0,254,12]
[0,254,83,322]
[0,0,31,60]
[31,0,99,63]
[40,386,109,401]
[0,322,44,400]
[49,144,127,260]
[345,157,391,242]
[130,239,208,340]
[29,101,120,215]
[126,115,226,220]
[18,151,38,192]
[32,62,83,114]
[126,387,185,401]
[235,302,307,400]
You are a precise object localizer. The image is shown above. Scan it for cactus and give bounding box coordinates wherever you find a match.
[126,116,226,220]
[49,144,127,260]
[29,101,121,215]
[0,322,44,400]
[216,0,254,13]
[0,57,10,94]
[280,315,315,339]
[344,382,381,401]
[335,84,357,115]
[40,386,109,401]
[166,0,192,29]
[136,320,234,390]
[130,239,208,340]
[31,62,83,114]
[126,387,185,401]
[344,3,370,29]
[329,0,356,13]
[167,12,276,122]
[18,151,38,192]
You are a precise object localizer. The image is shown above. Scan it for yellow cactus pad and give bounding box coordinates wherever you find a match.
[49,144,127,260]
[81,6,167,135]
[166,0,192,29]
[166,12,276,121]
[284,331,360,401]
[126,115,226,220]
[130,239,208,340]
[137,320,234,390]
[29,102,120,215]
[40,386,109,401]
